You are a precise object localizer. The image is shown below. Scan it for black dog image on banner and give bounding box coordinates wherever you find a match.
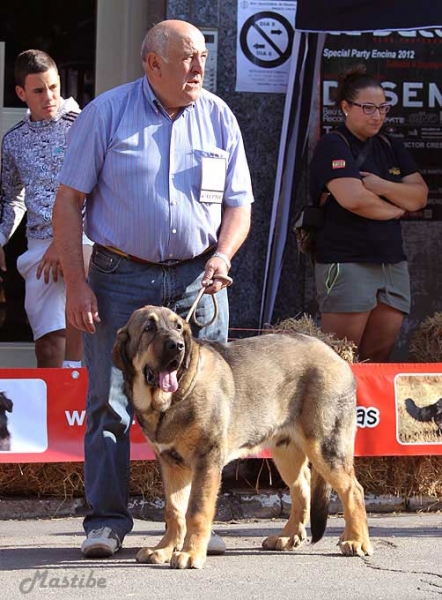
[405,397,442,434]
[0,391,13,451]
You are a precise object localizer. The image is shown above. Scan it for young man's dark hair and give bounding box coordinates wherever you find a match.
[14,49,58,88]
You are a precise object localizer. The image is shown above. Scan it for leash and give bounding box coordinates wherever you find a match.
[186,274,233,328]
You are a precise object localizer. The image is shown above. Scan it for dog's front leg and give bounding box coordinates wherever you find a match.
[136,459,191,565]
[170,461,222,570]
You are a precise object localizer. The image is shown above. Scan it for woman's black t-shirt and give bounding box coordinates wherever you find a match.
[309,125,419,264]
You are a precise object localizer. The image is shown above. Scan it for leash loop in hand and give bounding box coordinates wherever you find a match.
[185,274,233,328]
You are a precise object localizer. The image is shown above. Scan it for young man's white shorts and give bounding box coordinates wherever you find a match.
[16,238,66,340]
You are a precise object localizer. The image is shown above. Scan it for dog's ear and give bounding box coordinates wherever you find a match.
[112,327,132,372]
[0,393,12,412]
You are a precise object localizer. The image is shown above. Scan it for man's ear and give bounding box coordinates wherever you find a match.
[15,85,27,103]
[144,52,162,77]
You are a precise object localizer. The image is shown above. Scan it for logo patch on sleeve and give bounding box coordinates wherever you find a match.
[332,159,346,169]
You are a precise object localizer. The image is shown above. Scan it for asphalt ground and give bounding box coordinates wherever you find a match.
[1,513,441,600]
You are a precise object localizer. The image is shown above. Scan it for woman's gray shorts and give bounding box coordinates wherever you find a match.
[315,261,411,314]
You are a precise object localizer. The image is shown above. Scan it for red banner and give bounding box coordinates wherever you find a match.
[0,363,441,463]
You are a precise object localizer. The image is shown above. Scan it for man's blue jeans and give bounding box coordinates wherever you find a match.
[83,246,229,539]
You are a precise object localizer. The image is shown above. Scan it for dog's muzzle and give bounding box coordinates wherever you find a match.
[144,337,185,393]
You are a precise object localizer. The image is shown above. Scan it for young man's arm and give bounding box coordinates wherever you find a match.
[0,143,27,275]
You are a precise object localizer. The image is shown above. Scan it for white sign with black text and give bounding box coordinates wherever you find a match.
[236,0,297,93]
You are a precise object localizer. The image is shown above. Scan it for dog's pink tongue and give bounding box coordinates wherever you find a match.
[159,371,178,393]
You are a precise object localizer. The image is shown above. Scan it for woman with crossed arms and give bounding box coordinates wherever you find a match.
[310,66,428,361]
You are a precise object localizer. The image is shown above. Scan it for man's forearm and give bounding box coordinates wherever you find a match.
[215,205,251,260]
[52,184,87,287]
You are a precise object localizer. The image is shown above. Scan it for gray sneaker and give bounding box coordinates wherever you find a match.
[207,531,226,555]
[81,527,121,558]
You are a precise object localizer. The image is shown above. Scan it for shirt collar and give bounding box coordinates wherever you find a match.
[142,77,196,117]
[340,123,372,147]
[25,96,73,129]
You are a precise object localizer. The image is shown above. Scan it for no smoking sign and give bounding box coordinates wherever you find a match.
[240,11,294,68]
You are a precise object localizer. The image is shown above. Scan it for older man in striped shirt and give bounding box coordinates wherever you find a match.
[53,19,253,559]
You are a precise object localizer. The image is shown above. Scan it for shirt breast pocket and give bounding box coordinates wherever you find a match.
[193,148,228,204]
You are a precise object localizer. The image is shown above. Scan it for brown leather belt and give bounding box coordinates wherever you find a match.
[97,244,214,267]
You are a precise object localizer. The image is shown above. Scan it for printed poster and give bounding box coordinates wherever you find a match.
[236,0,297,93]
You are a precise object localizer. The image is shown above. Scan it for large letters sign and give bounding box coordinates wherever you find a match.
[0,364,441,463]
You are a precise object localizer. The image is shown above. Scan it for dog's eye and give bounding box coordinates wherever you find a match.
[144,322,154,332]
[175,321,183,331]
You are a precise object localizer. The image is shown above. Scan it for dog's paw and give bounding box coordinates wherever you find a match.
[262,532,306,551]
[136,546,173,564]
[170,550,206,569]
[339,539,373,557]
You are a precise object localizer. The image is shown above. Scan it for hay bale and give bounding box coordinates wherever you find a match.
[129,461,163,500]
[274,314,358,363]
[410,312,442,362]
[1,456,441,504]
[355,456,442,499]
[0,461,163,501]
[221,456,442,500]
[0,463,85,499]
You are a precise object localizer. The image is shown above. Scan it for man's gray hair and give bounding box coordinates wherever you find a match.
[141,25,170,62]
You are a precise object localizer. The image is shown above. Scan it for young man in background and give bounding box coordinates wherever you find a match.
[0,49,92,367]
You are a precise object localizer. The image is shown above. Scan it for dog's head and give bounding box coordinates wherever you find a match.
[0,391,13,414]
[113,305,193,396]
[433,398,442,429]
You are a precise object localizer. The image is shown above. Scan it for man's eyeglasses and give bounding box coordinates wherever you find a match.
[348,101,392,115]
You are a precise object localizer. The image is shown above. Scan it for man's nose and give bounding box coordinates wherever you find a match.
[191,56,204,73]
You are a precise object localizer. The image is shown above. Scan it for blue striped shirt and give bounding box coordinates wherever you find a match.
[59,77,254,262]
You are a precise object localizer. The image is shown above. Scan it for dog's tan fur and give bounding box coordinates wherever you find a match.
[113,305,372,569]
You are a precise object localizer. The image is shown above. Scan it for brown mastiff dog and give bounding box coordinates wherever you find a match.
[113,305,372,569]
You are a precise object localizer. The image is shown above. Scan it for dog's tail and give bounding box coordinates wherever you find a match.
[405,397,436,423]
[310,468,332,544]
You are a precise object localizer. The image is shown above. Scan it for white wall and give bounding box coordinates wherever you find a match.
[95,0,150,95]
[0,42,26,155]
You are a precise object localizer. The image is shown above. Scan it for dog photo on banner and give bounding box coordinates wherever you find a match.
[0,379,47,454]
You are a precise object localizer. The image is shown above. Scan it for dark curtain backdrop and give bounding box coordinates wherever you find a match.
[296,0,442,32]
